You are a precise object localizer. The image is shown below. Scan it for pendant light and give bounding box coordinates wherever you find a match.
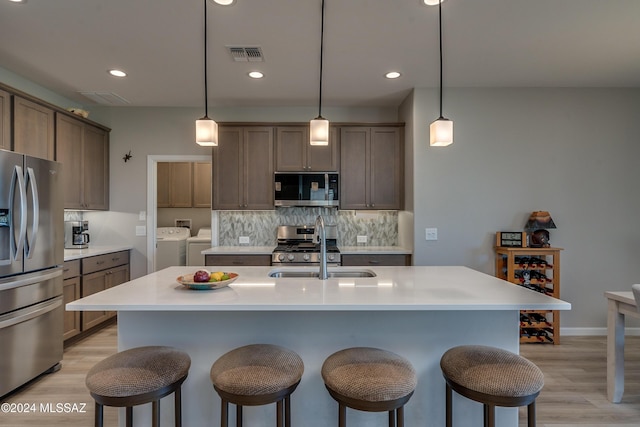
[196,0,218,146]
[429,0,453,147]
[310,0,329,146]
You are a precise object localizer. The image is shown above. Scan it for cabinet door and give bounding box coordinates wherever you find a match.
[308,126,339,171]
[341,254,411,266]
[244,127,274,209]
[13,96,55,160]
[193,162,212,208]
[205,254,272,266]
[55,114,84,209]
[106,264,130,318]
[157,162,171,208]
[370,127,402,209]
[340,127,369,209]
[0,89,10,151]
[83,125,109,210]
[81,270,109,330]
[169,162,193,207]
[213,127,244,209]
[62,277,81,340]
[275,126,306,171]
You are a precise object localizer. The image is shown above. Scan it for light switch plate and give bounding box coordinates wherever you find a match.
[239,236,250,244]
[136,225,146,236]
[425,228,438,241]
[357,235,368,244]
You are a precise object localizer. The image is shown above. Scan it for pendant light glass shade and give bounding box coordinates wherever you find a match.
[310,116,329,146]
[430,117,453,147]
[310,0,329,146]
[196,116,218,146]
[196,0,218,147]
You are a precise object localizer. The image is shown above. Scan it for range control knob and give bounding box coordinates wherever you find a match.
[303,254,310,261]
[328,254,335,261]
[278,254,285,262]
[287,254,295,261]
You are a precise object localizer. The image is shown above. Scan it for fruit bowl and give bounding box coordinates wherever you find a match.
[176,272,238,290]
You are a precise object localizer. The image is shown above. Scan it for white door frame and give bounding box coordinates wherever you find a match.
[146,154,211,274]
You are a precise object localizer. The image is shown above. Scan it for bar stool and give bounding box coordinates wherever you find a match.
[321,347,417,427]
[440,345,544,427]
[210,344,304,427]
[85,346,191,427]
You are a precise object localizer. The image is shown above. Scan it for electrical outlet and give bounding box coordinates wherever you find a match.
[135,225,146,236]
[239,236,250,244]
[139,210,146,221]
[425,228,438,241]
[357,235,368,244]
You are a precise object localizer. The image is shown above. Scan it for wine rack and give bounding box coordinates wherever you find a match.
[494,247,562,344]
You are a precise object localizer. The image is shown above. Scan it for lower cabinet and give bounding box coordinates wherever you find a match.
[205,254,272,267]
[341,254,411,266]
[63,250,130,340]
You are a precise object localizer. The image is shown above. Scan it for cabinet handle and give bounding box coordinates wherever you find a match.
[97,261,105,265]
[368,260,381,265]
[232,261,244,265]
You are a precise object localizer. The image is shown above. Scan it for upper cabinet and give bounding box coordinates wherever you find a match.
[157,162,194,208]
[213,126,274,210]
[56,113,110,210]
[193,162,212,208]
[0,89,10,151]
[340,126,403,210]
[13,96,55,160]
[275,126,339,172]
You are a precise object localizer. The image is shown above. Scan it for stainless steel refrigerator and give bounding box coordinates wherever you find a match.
[0,149,64,397]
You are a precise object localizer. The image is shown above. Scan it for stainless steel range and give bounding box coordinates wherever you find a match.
[272,224,340,266]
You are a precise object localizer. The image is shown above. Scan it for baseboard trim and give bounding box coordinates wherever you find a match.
[562,327,640,336]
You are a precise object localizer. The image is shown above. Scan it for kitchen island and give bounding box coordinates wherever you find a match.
[68,266,570,427]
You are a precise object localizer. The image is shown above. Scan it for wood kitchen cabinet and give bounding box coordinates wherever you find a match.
[275,126,339,171]
[341,253,411,266]
[13,96,55,160]
[0,89,10,151]
[62,260,81,340]
[193,162,212,207]
[213,126,274,210]
[340,126,403,210]
[205,254,272,267]
[56,113,110,210]
[157,162,193,208]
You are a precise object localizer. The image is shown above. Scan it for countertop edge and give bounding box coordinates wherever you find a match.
[64,246,133,261]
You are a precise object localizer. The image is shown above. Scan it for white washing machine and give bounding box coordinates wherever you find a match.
[186,227,212,266]
[156,227,190,271]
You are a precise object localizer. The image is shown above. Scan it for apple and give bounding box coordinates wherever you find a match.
[193,270,211,282]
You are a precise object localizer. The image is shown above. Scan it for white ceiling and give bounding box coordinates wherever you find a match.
[1,0,638,109]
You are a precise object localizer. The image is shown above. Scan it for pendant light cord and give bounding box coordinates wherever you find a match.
[318,0,325,118]
[203,0,209,118]
[438,0,443,119]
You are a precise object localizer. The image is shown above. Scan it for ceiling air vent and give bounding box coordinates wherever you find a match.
[227,46,264,62]
[79,91,131,105]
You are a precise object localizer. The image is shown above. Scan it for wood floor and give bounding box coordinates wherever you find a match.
[2,326,640,426]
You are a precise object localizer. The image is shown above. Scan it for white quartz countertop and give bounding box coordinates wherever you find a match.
[64,245,133,261]
[201,246,275,255]
[67,266,571,312]
[339,246,412,254]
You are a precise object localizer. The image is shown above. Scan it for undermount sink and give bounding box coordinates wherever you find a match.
[268,269,377,279]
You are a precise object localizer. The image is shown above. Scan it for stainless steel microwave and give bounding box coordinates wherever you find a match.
[274,173,339,207]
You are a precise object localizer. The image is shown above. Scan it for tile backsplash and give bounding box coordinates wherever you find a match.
[218,208,398,246]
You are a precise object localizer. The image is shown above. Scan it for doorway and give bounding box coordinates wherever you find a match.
[146,154,211,273]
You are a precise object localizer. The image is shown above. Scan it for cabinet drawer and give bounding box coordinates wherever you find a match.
[62,259,81,279]
[341,254,411,266]
[205,254,272,267]
[82,250,130,274]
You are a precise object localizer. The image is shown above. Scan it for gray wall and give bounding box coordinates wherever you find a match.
[410,87,640,331]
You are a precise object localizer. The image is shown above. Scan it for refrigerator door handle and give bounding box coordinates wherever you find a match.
[25,167,39,259]
[9,165,27,260]
[0,267,63,292]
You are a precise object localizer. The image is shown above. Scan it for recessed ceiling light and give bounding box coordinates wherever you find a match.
[211,0,235,5]
[423,0,445,5]
[108,69,127,78]
[385,71,401,79]
[9,0,26,3]
[248,71,264,79]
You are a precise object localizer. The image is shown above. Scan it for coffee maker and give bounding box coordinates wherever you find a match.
[64,220,90,249]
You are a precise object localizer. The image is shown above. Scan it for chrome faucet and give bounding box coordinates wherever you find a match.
[315,215,328,279]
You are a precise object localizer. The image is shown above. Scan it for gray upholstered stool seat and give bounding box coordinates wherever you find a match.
[321,347,417,427]
[210,344,304,427]
[86,346,191,427]
[440,345,544,427]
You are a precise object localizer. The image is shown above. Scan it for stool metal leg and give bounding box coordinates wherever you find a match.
[152,400,160,427]
[486,404,495,427]
[528,401,536,427]
[445,383,452,427]
[236,404,242,427]
[126,407,133,427]
[276,400,283,427]
[338,403,346,427]
[284,395,291,427]
[388,410,395,427]
[94,402,103,427]
[221,399,228,427]
[175,387,182,427]
[397,406,404,427]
